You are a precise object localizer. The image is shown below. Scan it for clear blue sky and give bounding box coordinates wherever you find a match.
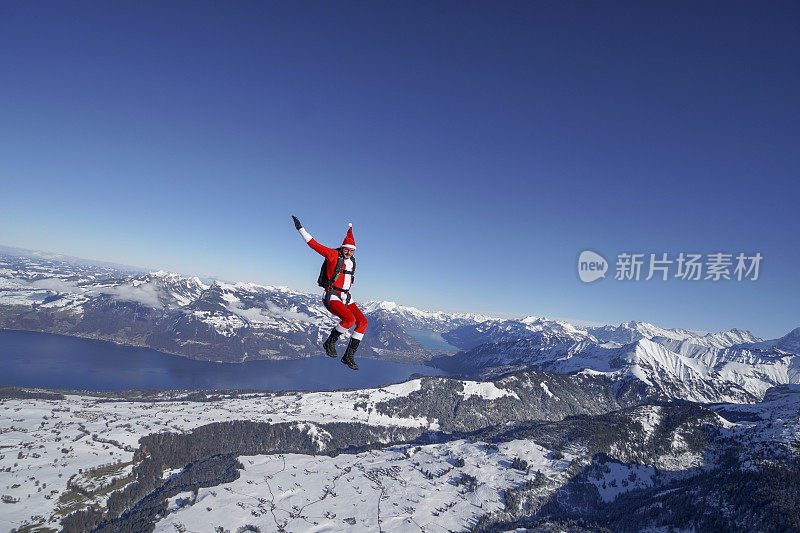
[1,2,798,339]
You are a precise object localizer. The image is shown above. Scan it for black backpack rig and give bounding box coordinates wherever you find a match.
[318,248,356,307]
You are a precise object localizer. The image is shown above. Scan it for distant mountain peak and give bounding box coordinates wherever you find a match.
[150,269,180,278]
[367,300,400,312]
[770,326,800,353]
[521,315,547,324]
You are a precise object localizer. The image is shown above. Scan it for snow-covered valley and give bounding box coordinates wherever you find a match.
[2,377,799,532]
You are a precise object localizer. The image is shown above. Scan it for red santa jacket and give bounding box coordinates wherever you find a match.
[299,228,354,295]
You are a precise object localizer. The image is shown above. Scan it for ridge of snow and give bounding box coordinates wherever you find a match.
[362,300,497,322]
[460,381,519,400]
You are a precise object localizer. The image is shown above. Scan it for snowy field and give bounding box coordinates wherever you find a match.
[0,379,533,531]
[3,382,797,531]
[154,439,571,533]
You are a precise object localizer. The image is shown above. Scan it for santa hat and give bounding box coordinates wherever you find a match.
[341,223,356,250]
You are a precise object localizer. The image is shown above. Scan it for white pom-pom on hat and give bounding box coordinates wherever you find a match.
[349,223,352,227]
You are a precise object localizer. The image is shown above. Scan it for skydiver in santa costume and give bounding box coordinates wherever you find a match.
[292,215,366,370]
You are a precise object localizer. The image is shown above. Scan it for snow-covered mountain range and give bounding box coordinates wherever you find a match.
[433,316,800,403]
[1,249,799,405]
[0,252,484,363]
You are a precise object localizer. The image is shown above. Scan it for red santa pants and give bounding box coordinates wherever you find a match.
[326,299,368,340]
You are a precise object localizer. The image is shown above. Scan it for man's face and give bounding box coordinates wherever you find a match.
[342,247,354,259]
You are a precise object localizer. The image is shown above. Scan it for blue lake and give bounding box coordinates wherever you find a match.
[0,330,446,392]
[407,329,460,351]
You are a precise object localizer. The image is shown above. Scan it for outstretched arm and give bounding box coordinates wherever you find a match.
[292,215,336,258]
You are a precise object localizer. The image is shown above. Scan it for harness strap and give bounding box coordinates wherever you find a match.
[323,285,351,307]
[323,251,355,308]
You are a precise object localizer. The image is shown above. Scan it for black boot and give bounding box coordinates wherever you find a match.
[323,328,342,358]
[341,338,360,370]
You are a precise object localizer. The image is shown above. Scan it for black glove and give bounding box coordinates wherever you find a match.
[292,215,302,230]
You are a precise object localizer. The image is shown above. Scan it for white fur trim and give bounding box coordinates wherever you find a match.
[335,324,348,334]
[299,228,312,243]
[341,244,356,250]
[352,331,364,340]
